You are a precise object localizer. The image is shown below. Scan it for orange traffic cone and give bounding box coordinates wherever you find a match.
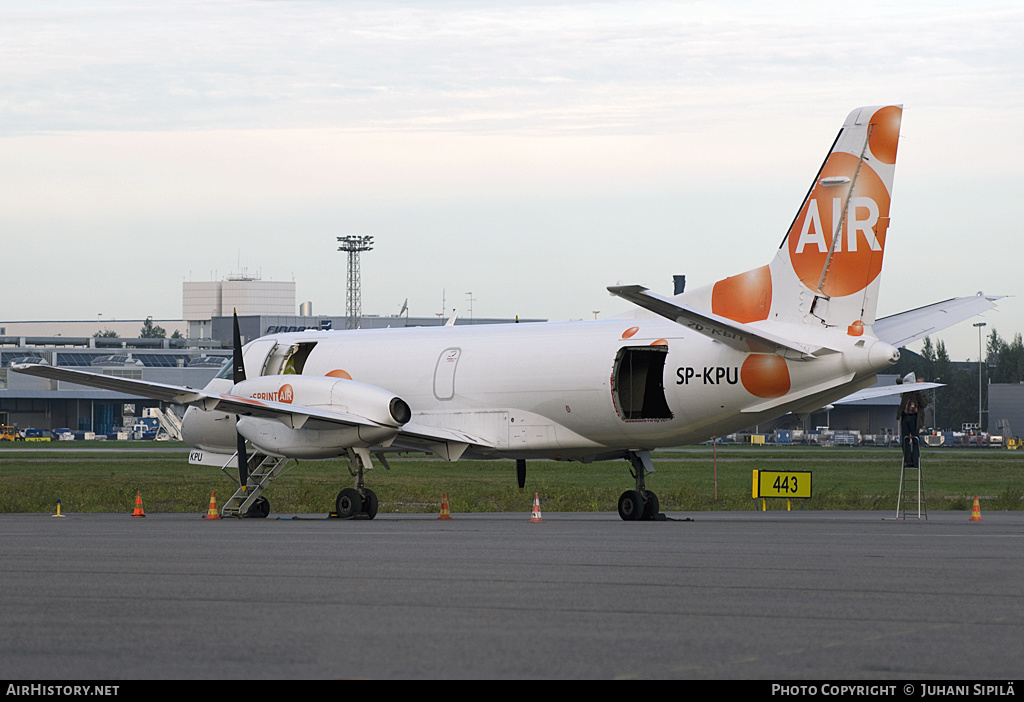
[530,493,544,522]
[438,493,453,520]
[205,492,221,520]
[132,491,146,518]
[970,495,983,522]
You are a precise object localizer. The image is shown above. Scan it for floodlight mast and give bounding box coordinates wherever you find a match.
[974,321,987,430]
[337,235,374,330]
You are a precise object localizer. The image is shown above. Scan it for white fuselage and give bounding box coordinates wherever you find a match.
[182,315,898,462]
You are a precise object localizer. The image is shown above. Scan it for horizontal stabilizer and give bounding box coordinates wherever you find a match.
[834,381,944,404]
[873,294,1001,348]
[607,285,833,358]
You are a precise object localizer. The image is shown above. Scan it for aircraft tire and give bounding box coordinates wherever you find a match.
[362,489,379,520]
[642,491,660,520]
[617,490,645,521]
[246,496,270,519]
[336,488,363,519]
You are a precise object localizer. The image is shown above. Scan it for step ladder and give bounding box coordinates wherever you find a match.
[895,436,927,520]
[220,451,296,518]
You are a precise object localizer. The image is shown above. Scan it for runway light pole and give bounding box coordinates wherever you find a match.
[974,322,987,430]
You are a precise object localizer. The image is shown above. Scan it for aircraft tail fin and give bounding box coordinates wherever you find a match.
[687,105,903,333]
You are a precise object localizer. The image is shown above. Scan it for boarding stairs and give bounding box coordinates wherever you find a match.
[895,436,927,520]
[219,450,296,518]
[142,407,183,440]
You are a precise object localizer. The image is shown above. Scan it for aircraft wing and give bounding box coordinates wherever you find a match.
[873,294,1001,348]
[11,363,493,451]
[607,284,834,358]
[12,363,208,404]
[12,363,386,429]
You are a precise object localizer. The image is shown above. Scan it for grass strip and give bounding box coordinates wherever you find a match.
[2,444,1022,514]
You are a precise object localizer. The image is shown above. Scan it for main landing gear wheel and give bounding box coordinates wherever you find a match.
[362,489,379,520]
[337,448,380,519]
[334,488,379,519]
[617,490,660,521]
[336,488,363,519]
[618,490,644,521]
[642,491,660,520]
[245,496,270,519]
[619,450,663,521]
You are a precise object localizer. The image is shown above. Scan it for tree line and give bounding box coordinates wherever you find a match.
[93,317,183,339]
[891,329,1024,432]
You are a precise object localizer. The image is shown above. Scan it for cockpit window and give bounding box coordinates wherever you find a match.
[214,358,233,380]
[213,341,318,380]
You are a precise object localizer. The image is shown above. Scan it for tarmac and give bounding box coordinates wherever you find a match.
[1,509,1022,679]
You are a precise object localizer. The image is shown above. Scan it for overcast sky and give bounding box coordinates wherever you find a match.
[2,0,1021,360]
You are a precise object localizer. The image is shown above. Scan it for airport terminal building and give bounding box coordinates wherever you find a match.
[0,343,232,436]
[1,276,542,435]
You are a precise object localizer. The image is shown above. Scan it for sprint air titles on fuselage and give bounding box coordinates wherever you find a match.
[248,384,294,403]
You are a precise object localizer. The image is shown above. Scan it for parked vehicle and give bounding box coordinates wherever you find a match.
[22,428,50,442]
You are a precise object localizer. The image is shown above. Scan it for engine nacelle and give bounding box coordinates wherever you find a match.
[232,374,411,426]
[181,374,412,459]
[235,416,398,458]
[181,378,237,452]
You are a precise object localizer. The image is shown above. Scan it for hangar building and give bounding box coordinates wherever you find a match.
[989,383,1024,441]
[0,343,232,435]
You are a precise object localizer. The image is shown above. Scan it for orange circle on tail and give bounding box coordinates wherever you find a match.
[868,106,902,165]
[786,152,891,298]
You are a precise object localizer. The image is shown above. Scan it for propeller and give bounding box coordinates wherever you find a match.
[232,310,249,490]
[516,459,526,493]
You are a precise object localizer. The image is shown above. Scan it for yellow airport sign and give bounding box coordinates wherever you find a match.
[753,470,812,499]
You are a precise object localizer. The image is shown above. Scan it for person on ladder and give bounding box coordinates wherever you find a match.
[897,373,928,468]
